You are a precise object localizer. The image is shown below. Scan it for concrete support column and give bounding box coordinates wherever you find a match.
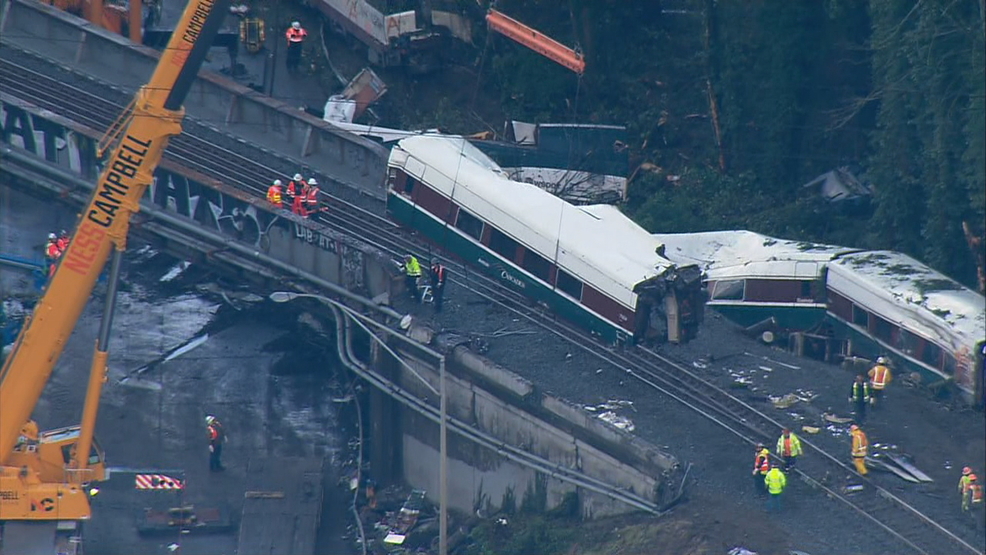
[367,340,402,484]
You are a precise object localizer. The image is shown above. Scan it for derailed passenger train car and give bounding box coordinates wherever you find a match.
[658,231,986,408]
[386,135,705,344]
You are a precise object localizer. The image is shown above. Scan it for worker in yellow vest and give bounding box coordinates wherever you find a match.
[850,424,868,476]
[775,428,803,471]
[959,467,983,512]
[764,466,786,512]
[868,356,893,407]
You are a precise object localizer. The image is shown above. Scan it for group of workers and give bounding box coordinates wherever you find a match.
[752,356,980,514]
[401,253,447,312]
[848,356,892,424]
[267,173,322,217]
[43,230,71,276]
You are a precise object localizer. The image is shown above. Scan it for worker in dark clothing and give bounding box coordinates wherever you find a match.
[402,254,422,302]
[430,259,447,313]
[849,374,870,424]
[206,415,226,471]
[285,21,307,71]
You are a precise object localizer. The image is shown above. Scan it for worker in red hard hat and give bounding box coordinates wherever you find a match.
[959,467,983,512]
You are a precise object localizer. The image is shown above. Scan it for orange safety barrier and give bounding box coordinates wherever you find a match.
[486,9,585,74]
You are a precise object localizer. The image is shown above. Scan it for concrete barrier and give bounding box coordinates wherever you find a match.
[1,93,398,304]
[0,0,389,197]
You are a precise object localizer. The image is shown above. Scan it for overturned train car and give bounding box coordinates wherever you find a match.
[387,135,705,344]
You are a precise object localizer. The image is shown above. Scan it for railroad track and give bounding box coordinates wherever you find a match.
[1,51,980,555]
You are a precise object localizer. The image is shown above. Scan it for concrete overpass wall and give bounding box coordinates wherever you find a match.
[395,348,679,519]
[0,0,388,197]
[0,93,396,302]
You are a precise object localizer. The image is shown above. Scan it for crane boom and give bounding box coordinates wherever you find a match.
[0,0,230,522]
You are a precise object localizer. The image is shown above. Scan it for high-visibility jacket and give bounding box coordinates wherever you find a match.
[305,186,320,209]
[754,448,770,474]
[776,433,803,458]
[851,429,868,458]
[56,236,70,251]
[868,364,891,390]
[286,27,307,44]
[404,256,422,277]
[45,241,62,261]
[267,184,283,207]
[764,468,786,494]
[286,180,302,199]
[850,380,870,402]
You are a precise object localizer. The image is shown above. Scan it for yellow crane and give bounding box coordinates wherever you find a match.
[0,0,230,546]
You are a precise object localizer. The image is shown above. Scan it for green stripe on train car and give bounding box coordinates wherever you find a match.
[388,194,625,343]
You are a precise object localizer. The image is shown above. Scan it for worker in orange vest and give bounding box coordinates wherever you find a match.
[752,442,770,495]
[868,357,892,407]
[850,424,868,476]
[285,21,307,71]
[44,233,62,277]
[56,229,70,252]
[286,173,304,204]
[291,179,310,217]
[206,415,226,472]
[304,178,321,215]
[959,467,983,512]
[267,179,283,209]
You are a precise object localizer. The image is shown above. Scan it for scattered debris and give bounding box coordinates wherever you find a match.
[382,490,427,545]
[728,547,758,555]
[793,389,818,403]
[770,393,801,409]
[597,411,635,432]
[843,484,865,494]
[160,261,191,282]
[823,413,853,424]
[802,425,821,435]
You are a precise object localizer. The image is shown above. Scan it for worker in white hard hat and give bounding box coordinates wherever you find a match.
[285,21,307,71]
[267,179,283,208]
[44,233,62,277]
[205,415,226,471]
[286,173,304,203]
[305,178,321,215]
[867,356,892,408]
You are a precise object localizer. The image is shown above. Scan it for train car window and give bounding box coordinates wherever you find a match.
[920,341,942,369]
[898,329,921,356]
[800,281,812,300]
[556,269,584,300]
[405,176,417,195]
[942,352,957,376]
[454,209,484,240]
[489,228,520,260]
[521,249,552,282]
[870,314,896,344]
[711,279,744,301]
[852,304,868,327]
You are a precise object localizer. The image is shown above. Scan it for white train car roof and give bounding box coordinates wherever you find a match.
[828,251,986,352]
[654,230,859,280]
[391,135,673,307]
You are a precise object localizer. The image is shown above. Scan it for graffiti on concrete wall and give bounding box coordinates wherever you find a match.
[1,100,99,177]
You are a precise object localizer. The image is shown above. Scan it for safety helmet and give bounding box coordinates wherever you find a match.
[850,424,859,431]
[432,258,439,265]
[48,233,57,240]
[205,415,216,426]
[291,21,300,29]
[404,253,413,260]
[970,474,978,481]
[756,442,764,449]
[59,229,68,236]
[273,179,282,186]
[293,173,303,181]
[876,356,888,365]
[307,178,318,186]
[964,466,973,475]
